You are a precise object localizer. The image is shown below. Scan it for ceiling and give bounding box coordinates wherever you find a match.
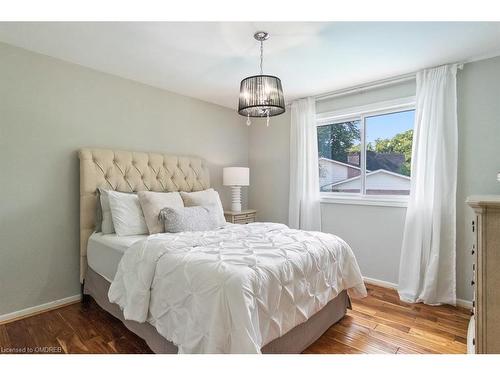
[0,22,499,109]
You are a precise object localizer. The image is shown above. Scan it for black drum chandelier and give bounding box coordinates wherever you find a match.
[238,31,285,126]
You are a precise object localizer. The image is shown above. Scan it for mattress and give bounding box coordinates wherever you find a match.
[87,232,147,282]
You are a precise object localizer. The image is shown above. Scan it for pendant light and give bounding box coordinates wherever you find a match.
[238,31,285,127]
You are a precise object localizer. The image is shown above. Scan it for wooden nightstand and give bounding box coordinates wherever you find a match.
[224,209,257,224]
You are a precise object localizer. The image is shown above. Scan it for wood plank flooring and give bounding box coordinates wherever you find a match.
[0,284,470,354]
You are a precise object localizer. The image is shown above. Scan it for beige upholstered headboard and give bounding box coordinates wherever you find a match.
[79,148,210,283]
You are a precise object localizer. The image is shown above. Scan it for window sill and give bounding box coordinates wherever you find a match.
[320,194,409,208]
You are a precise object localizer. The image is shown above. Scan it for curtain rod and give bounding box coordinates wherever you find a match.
[285,55,485,106]
[314,73,416,101]
[312,60,468,102]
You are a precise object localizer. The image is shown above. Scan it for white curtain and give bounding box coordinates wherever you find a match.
[289,97,321,231]
[398,64,458,306]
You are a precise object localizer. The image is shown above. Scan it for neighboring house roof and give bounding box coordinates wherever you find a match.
[323,169,410,189]
[320,154,407,176]
[366,151,405,173]
[346,151,405,174]
[319,157,361,171]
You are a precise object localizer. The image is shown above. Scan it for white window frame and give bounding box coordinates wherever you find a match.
[317,96,415,208]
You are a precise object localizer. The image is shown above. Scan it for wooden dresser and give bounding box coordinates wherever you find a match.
[466,195,500,354]
[224,209,257,224]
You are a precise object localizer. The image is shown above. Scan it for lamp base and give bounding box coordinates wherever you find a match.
[230,186,242,212]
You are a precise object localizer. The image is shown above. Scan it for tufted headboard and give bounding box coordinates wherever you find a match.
[79,148,210,283]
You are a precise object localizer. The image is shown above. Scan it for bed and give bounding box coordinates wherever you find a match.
[79,148,366,354]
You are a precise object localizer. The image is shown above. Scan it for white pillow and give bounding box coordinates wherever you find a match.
[180,188,226,227]
[98,188,115,234]
[138,191,184,234]
[107,190,148,236]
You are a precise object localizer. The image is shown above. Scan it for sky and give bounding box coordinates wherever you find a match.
[365,110,415,145]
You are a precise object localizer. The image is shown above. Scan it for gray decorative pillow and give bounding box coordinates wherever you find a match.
[99,188,116,234]
[95,188,103,232]
[158,206,221,233]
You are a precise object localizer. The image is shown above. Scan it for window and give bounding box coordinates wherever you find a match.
[317,98,415,201]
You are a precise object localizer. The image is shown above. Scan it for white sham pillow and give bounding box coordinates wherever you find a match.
[98,188,115,234]
[138,191,184,234]
[107,190,148,236]
[180,188,226,227]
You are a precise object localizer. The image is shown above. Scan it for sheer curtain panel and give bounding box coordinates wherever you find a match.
[289,97,321,231]
[398,64,458,305]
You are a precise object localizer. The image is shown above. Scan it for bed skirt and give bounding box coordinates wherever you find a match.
[84,266,351,354]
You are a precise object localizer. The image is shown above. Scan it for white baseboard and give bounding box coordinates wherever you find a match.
[456,299,473,309]
[363,276,472,309]
[0,294,81,325]
[363,276,398,290]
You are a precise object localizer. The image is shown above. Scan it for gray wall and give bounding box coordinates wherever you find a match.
[248,112,291,224]
[456,57,500,300]
[0,42,248,315]
[321,204,406,284]
[249,56,500,301]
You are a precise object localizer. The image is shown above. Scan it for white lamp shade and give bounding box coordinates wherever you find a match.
[223,167,249,186]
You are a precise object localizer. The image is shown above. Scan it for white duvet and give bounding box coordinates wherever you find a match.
[108,222,366,353]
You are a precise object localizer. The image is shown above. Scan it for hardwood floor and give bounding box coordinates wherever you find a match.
[0,284,470,354]
[304,284,470,354]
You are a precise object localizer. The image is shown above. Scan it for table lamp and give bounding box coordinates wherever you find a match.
[223,167,249,212]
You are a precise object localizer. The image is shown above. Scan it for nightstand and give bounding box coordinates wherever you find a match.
[224,209,257,224]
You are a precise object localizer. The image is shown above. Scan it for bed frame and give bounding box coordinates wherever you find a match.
[79,147,349,353]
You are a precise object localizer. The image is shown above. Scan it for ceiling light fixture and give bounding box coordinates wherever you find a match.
[238,31,285,127]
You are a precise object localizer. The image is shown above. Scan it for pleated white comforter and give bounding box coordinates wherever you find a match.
[108,222,366,353]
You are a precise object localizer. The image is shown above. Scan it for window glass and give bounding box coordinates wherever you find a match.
[365,110,415,195]
[317,120,361,193]
[317,106,415,197]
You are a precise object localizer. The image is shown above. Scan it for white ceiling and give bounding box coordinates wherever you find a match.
[0,22,499,109]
